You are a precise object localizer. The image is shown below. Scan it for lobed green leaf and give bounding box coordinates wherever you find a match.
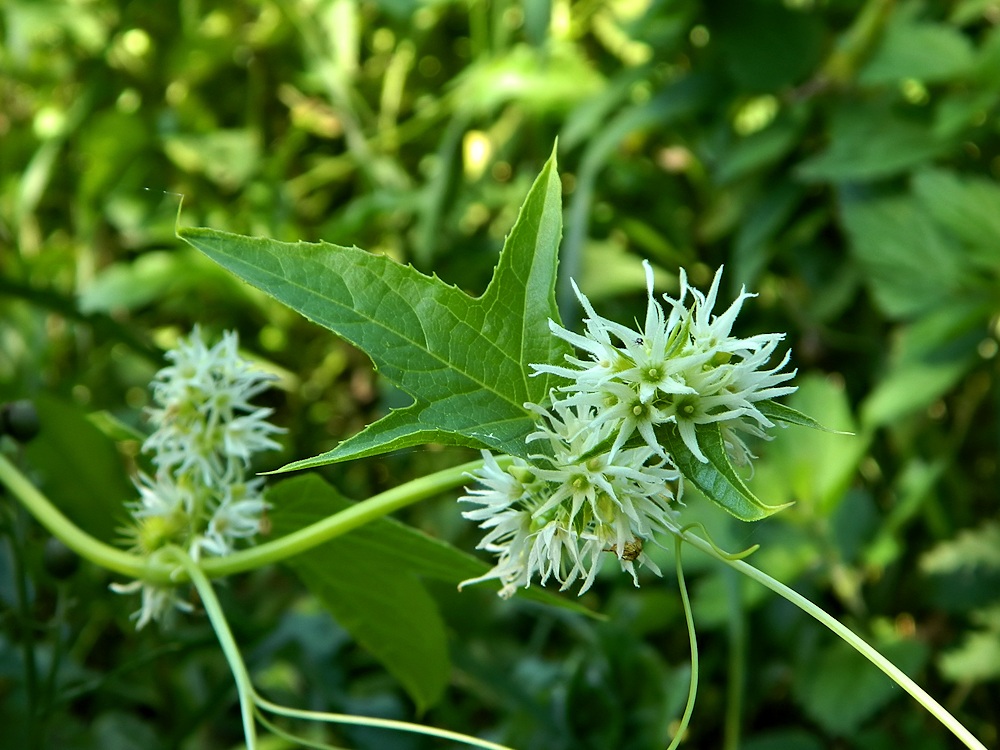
[179,149,568,470]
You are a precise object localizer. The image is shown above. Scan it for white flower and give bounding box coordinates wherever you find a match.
[109,579,194,630]
[460,401,681,598]
[463,261,796,599]
[144,326,283,483]
[671,266,757,358]
[133,471,193,517]
[194,479,269,560]
[555,380,668,460]
[537,261,795,465]
[113,327,283,628]
[525,400,678,526]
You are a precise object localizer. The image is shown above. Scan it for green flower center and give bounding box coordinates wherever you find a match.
[676,395,699,418]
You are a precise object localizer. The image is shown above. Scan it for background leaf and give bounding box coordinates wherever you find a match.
[861,302,986,427]
[5,1,1000,745]
[920,522,1000,575]
[710,0,825,91]
[792,636,928,736]
[839,192,967,319]
[939,626,1000,683]
[751,375,867,516]
[912,168,1000,257]
[23,393,133,543]
[797,103,951,183]
[859,17,975,85]
[267,474,452,712]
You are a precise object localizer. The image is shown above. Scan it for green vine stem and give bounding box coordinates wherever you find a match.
[201,456,509,579]
[722,566,746,750]
[0,452,143,577]
[175,544,515,750]
[0,452,503,584]
[172,547,259,748]
[252,695,516,750]
[0,449,518,750]
[665,537,699,750]
[253,709,351,750]
[2,448,988,749]
[678,530,988,750]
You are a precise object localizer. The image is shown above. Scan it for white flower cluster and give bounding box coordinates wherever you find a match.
[461,263,795,598]
[112,326,283,628]
[538,262,797,468]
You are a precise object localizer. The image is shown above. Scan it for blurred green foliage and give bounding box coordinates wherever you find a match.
[2,0,999,748]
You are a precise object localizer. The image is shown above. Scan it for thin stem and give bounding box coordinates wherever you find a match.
[172,549,517,750]
[254,695,515,750]
[200,456,504,579]
[254,708,352,750]
[722,567,746,750]
[1,452,516,747]
[666,535,699,750]
[0,452,145,578]
[679,530,988,750]
[170,547,258,749]
[0,452,499,584]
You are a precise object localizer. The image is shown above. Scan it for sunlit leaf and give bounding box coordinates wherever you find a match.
[921,522,1000,574]
[840,192,966,319]
[452,45,604,115]
[751,376,866,516]
[939,627,1000,683]
[859,18,975,85]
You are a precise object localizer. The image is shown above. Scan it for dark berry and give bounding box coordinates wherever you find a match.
[1,400,40,443]
[43,537,80,580]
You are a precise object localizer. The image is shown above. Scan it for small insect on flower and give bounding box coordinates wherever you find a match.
[606,538,644,561]
[258,507,272,536]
